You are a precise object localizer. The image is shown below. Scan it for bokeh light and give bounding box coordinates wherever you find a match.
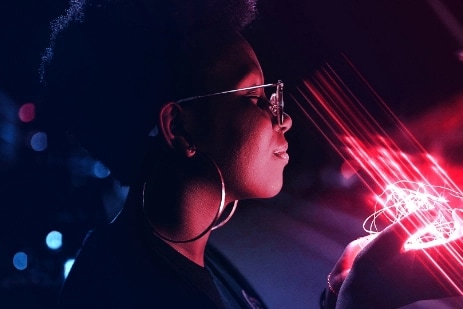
[18,103,35,123]
[64,259,75,279]
[13,251,28,270]
[46,230,63,250]
[30,131,47,151]
[0,91,19,165]
[93,161,111,178]
[69,155,111,180]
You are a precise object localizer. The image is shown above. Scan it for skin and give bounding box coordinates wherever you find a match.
[154,34,292,266]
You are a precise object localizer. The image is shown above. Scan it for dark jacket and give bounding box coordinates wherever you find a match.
[58,196,266,309]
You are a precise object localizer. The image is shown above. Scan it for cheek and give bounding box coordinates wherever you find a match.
[196,104,285,199]
[221,119,285,199]
[234,142,285,198]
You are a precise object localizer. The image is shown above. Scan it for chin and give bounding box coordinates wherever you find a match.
[238,178,284,200]
[259,183,283,199]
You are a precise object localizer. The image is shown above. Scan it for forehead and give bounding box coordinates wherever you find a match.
[203,35,263,92]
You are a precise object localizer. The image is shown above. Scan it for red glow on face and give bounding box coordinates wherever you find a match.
[18,103,35,122]
[291,56,463,293]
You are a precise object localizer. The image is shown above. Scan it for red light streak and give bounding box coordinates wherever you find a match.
[363,180,462,250]
[291,55,463,295]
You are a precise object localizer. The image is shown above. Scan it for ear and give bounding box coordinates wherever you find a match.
[159,102,195,157]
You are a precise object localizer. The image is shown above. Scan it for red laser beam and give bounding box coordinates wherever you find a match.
[291,54,463,295]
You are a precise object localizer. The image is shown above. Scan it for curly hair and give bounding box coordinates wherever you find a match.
[39,0,258,185]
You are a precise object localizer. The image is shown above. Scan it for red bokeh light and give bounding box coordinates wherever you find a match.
[18,103,35,123]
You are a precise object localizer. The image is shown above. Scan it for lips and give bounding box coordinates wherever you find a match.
[274,144,289,161]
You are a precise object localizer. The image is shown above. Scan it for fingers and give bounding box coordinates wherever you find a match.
[367,209,437,256]
[344,236,374,256]
[335,235,376,273]
[353,235,377,250]
[410,209,463,253]
[347,209,463,304]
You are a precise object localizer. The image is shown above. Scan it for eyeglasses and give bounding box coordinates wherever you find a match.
[176,80,285,126]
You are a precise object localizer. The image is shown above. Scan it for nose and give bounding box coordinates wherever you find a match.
[274,112,292,133]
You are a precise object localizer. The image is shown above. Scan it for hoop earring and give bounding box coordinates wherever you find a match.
[212,200,238,230]
[142,150,236,243]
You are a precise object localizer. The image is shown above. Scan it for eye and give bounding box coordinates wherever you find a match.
[255,97,271,111]
[244,96,270,111]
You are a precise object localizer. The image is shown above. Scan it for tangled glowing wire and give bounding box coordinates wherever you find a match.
[363,180,463,250]
[291,54,463,294]
[290,55,463,251]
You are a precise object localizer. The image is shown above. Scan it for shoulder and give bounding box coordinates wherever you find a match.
[58,223,224,308]
[58,224,169,307]
[205,244,267,309]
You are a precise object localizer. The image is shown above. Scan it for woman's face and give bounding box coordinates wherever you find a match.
[187,35,292,201]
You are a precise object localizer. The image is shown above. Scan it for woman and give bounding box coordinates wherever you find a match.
[40,0,462,308]
[41,0,288,307]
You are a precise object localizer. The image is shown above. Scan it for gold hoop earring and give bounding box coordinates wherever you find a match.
[212,200,238,230]
[142,150,235,243]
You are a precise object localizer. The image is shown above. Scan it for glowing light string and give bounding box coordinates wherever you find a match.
[290,54,463,294]
[363,180,463,250]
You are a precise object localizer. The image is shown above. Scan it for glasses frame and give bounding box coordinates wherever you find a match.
[176,80,285,126]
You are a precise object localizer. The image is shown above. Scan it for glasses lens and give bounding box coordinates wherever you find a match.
[269,82,284,125]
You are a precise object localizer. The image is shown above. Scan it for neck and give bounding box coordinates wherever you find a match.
[142,179,228,267]
[165,237,209,267]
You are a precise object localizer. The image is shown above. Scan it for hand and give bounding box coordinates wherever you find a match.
[322,235,376,309]
[329,235,376,295]
[337,210,463,309]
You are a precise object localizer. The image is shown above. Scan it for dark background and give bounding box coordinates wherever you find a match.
[2,0,463,308]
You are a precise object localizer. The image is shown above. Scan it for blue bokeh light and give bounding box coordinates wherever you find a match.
[93,161,111,178]
[13,251,28,270]
[46,230,62,250]
[30,131,47,151]
[0,91,19,165]
[64,259,75,279]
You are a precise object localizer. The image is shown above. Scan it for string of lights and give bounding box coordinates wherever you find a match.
[290,54,463,294]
